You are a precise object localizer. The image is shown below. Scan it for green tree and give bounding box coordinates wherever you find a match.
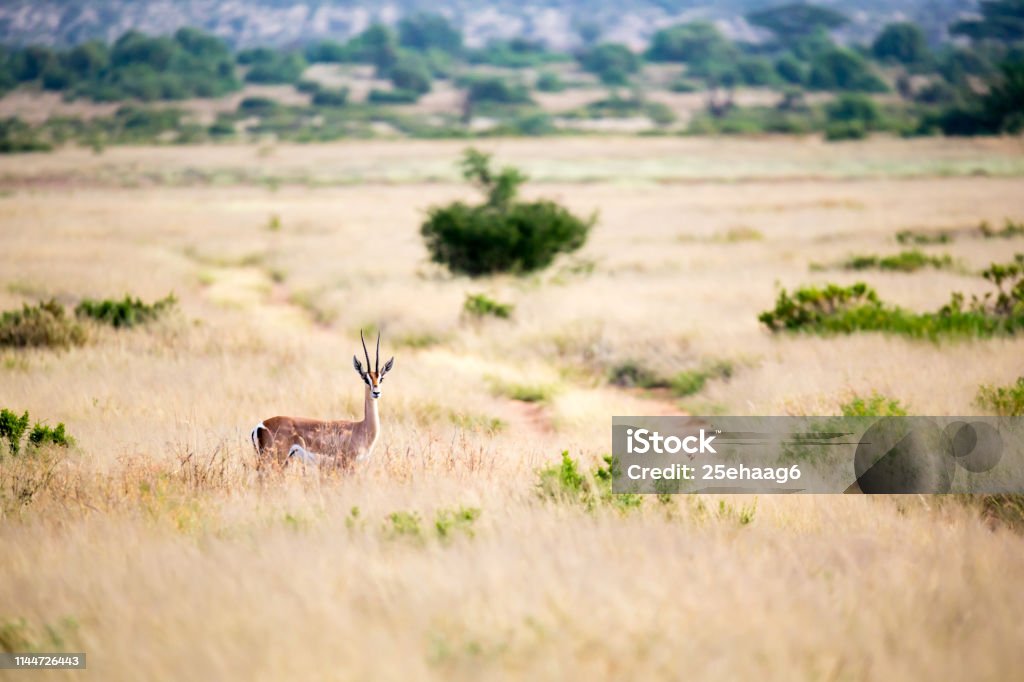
[398,13,462,54]
[747,3,849,43]
[304,39,351,63]
[243,51,307,84]
[775,53,806,84]
[464,76,532,105]
[951,0,1024,44]
[809,48,888,92]
[348,24,400,73]
[421,149,594,276]
[389,53,432,94]
[647,22,732,64]
[63,40,109,77]
[578,43,641,85]
[111,31,176,69]
[872,22,930,65]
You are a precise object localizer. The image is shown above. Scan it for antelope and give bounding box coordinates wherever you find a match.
[251,330,394,470]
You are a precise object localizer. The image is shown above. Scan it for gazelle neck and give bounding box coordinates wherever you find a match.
[363,384,380,432]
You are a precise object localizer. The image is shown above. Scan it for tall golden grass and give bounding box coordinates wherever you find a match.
[1,137,1023,680]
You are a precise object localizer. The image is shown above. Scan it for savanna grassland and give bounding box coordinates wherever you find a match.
[2,136,1024,681]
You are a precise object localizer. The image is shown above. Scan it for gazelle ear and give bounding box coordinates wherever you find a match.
[353,355,363,374]
[382,357,395,374]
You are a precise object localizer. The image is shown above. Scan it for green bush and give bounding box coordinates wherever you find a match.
[646,21,734,72]
[304,40,353,64]
[808,48,888,92]
[824,120,867,140]
[243,50,307,84]
[433,507,480,540]
[980,218,1024,239]
[0,300,86,348]
[840,393,909,417]
[842,249,953,272]
[577,43,641,86]
[669,361,734,398]
[462,76,533,105]
[976,377,1024,416]
[0,410,29,456]
[311,87,349,107]
[74,294,176,328]
[669,78,701,93]
[760,255,1024,339]
[398,13,463,54]
[535,71,565,92]
[775,54,807,84]
[389,53,433,94]
[537,451,642,512]
[872,22,930,65]
[0,118,53,153]
[896,229,952,245]
[608,361,669,389]
[421,149,594,276]
[237,97,281,116]
[467,39,568,68]
[933,61,1024,136]
[607,359,732,396]
[1,408,73,456]
[463,293,513,319]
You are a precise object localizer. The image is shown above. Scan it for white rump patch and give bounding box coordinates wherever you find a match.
[251,422,267,453]
[288,444,320,466]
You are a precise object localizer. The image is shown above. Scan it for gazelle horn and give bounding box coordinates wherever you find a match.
[375,331,381,373]
[360,330,371,371]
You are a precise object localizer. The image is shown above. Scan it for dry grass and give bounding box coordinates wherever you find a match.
[1,137,1024,680]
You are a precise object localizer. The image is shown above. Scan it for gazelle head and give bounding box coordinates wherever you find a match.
[353,330,394,400]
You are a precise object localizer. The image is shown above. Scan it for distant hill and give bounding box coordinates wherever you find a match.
[0,0,977,49]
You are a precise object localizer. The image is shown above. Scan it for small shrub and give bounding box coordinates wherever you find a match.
[537,451,588,504]
[979,218,1024,239]
[760,258,1024,339]
[669,78,700,93]
[434,506,480,540]
[608,361,669,389]
[971,494,1024,532]
[267,214,282,231]
[975,377,1024,416]
[0,408,74,456]
[421,149,594,276]
[384,511,422,539]
[0,300,86,348]
[896,229,952,245]
[75,293,176,328]
[669,361,733,398]
[537,451,642,512]
[462,76,533,105]
[759,282,881,333]
[716,498,757,525]
[463,293,513,319]
[842,249,954,273]
[824,120,867,141]
[493,381,552,403]
[840,393,909,417]
[0,410,29,456]
[311,87,349,107]
[714,226,763,242]
[535,71,565,92]
[28,422,72,448]
[670,370,707,397]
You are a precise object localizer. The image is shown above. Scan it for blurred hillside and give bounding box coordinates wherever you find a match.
[0,0,976,49]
